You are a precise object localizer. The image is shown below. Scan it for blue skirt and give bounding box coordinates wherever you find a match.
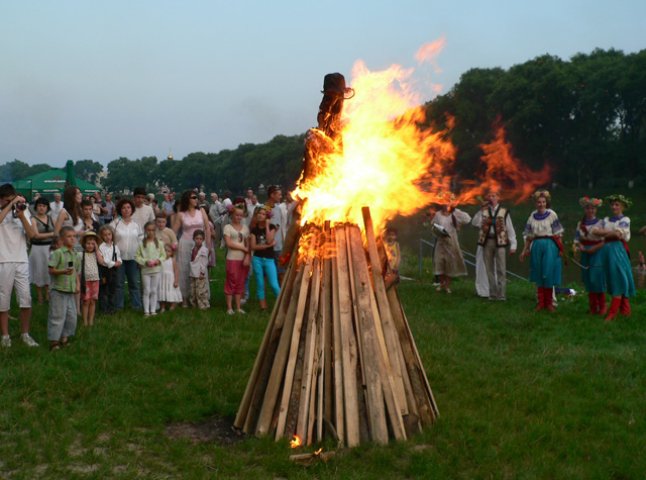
[601,242,635,297]
[580,250,606,293]
[529,238,562,288]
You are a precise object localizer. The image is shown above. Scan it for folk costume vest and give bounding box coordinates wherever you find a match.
[477,205,510,248]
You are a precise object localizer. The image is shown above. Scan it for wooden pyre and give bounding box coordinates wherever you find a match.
[234,207,438,447]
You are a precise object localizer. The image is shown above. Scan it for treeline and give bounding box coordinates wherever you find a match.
[3,48,644,194]
[425,48,646,188]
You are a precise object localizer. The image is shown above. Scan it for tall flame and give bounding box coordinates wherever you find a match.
[293,47,551,232]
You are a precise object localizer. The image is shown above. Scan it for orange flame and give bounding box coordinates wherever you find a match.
[290,435,303,448]
[292,46,551,232]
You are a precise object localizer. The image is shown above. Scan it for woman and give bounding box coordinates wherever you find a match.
[54,186,84,244]
[224,205,250,314]
[110,198,143,310]
[172,190,211,307]
[29,197,56,304]
[520,190,564,312]
[591,194,636,321]
[429,197,471,294]
[574,197,606,314]
[249,206,280,310]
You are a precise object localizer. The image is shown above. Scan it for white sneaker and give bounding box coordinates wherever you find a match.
[237,309,247,315]
[1,335,11,348]
[21,333,39,347]
[226,309,235,315]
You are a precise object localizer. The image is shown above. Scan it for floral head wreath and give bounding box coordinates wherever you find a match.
[578,196,603,208]
[532,189,551,201]
[436,192,457,205]
[605,194,633,209]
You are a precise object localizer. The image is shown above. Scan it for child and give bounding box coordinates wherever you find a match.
[223,206,250,314]
[249,206,280,310]
[189,229,210,309]
[383,227,401,290]
[48,226,81,350]
[98,225,122,314]
[79,231,103,327]
[135,221,166,316]
[159,243,182,312]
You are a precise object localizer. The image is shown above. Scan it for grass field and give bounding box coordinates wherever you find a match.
[1,250,645,479]
[2,186,645,479]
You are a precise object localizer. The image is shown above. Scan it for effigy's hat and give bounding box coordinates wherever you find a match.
[605,194,632,209]
[579,196,603,208]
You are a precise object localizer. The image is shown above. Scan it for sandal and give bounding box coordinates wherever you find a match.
[50,341,61,351]
[60,337,69,348]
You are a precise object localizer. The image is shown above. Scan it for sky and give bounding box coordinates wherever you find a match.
[1,0,645,168]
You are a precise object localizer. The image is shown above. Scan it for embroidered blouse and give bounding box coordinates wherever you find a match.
[523,209,564,241]
[600,215,631,242]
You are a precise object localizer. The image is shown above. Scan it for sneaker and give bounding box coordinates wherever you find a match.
[226,309,235,315]
[237,309,247,315]
[1,335,11,348]
[144,312,151,317]
[21,333,39,347]
[151,311,158,316]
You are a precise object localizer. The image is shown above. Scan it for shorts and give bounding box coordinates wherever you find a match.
[82,280,100,301]
[0,262,31,311]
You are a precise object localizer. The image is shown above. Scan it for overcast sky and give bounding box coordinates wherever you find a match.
[1,0,644,167]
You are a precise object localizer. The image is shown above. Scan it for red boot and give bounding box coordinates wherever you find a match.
[544,287,555,312]
[588,293,597,314]
[604,297,622,322]
[597,293,607,316]
[535,287,545,311]
[620,297,631,317]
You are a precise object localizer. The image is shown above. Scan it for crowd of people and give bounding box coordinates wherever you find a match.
[1,181,641,351]
[427,188,640,321]
[0,182,297,350]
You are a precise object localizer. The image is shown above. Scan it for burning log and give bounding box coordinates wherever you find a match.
[234,208,438,447]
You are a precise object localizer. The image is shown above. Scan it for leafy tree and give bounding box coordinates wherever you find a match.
[73,159,104,184]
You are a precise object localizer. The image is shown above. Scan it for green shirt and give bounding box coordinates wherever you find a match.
[48,247,80,293]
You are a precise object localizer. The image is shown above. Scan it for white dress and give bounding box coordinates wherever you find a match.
[159,258,183,303]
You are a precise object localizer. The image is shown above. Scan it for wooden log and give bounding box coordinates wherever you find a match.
[317,225,332,441]
[335,225,360,447]
[361,207,408,414]
[274,234,318,438]
[330,227,345,444]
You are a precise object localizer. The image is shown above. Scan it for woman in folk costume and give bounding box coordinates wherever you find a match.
[520,190,564,311]
[429,194,471,294]
[573,197,606,314]
[590,194,636,321]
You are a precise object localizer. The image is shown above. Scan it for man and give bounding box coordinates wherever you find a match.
[471,189,517,301]
[209,193,224,246]
[49,192,64,222]
[244,187,254,215]
[0,184,39,348]
[266,185,287,265]
[131,186,155,230]
[161,192,174,217]
[103,192,115,224]
[197,191,209,212]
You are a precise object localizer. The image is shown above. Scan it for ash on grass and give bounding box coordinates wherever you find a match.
[165,415,245,445]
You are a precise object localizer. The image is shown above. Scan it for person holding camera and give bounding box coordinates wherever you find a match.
[0,184,39,348]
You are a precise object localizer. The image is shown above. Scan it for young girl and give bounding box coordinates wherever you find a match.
[159,243,182,312]
[97,225,122,314]
[79,231,103,327]
[249,206,280,310]
[189,229,210,309]
[224,206,250,314]
[135,221,166,316]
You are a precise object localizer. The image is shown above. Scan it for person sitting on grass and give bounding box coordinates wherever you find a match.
[79,231,103,327]
[189,229,210,310]
[47,226,81,350]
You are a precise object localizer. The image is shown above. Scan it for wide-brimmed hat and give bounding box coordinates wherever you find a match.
[605,194,632,209]
[80,230,98,245]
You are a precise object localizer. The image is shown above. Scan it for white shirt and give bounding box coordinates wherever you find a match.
[471,205,518,251]
[0,209,31,263]
[49,201,64,222]
[98,242,122,268]
[110,218,143,261]
[132,204,155,230]
[270,203,288,251]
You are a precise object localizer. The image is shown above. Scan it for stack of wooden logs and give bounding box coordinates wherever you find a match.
[234,207,438,447]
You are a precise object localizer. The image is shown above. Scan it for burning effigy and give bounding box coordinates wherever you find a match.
[234,54,549,447]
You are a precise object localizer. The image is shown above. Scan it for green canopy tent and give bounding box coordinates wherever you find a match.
[14,168,101,200]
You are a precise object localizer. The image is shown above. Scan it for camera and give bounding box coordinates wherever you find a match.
[15,202,27,211]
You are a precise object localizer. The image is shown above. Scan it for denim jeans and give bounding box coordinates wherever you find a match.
[252,256,281,300]
[115,259,142,310]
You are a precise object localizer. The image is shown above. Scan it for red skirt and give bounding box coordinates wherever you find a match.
[225,259,249,295]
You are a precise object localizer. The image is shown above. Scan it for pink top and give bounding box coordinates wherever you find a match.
[179,210,205,240]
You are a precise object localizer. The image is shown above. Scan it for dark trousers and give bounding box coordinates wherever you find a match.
[99,267,119,313]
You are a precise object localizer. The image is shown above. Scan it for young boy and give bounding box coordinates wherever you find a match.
[189,229,210,309]
[48,226,81,350]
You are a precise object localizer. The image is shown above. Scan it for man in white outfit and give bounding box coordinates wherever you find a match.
[471,189,517,301]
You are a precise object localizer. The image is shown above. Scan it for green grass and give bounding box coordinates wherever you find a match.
[1,251,645,479]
